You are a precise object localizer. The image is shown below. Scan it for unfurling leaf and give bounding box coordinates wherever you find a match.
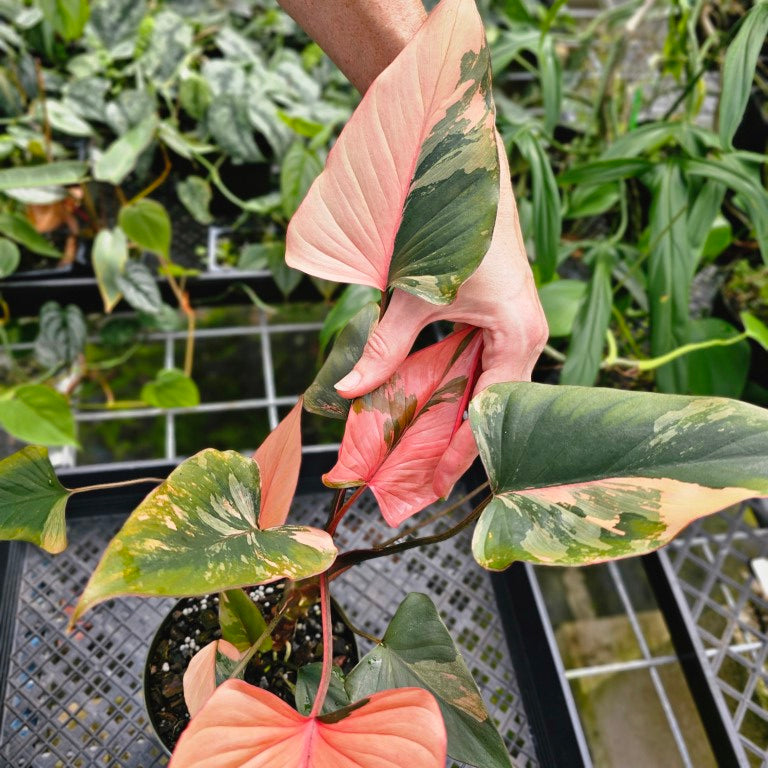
[141,368,200,408]
[470,383,768,569]
[71,449,336,624]
[0,446,71,553]
[169,682,446,768]
[286,0,499,305]
[324,328,483,526]
[219,588,271,653]
[347,593,512,768]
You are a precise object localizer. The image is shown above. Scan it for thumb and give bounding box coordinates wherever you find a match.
[335,291,433,398]
[433,419,478,499]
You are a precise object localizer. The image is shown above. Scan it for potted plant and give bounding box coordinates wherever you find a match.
[2,0,768,765]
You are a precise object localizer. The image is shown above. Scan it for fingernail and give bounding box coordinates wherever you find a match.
[335,370,362,391]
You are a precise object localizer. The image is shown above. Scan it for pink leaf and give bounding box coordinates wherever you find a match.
[254,399,303,528]
[170,681,446,768]
[182,639,242,718]
[285,0,499,305]
[324,329,482,526]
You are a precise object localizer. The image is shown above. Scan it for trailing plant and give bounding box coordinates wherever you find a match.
[2,1,768,766]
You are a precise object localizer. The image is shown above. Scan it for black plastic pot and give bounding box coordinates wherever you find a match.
[143,583,359,754]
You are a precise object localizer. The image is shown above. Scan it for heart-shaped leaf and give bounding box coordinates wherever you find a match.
[93,228,128,313]
[346,593,511,768]
[169,681,446,768]
[0,446,71,554]
[286,0,499,305]
[71,449,336,624]
[116,261,163,314]
[34,301,87,368]
[141,368,200,408]
[470,383,768,569]
[0,386,78,447]
[119,198,171,259]
[254,400,302,529]
[295,663,351,717]
[324,328,483,526]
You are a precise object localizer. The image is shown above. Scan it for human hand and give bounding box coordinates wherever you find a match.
[334,143,549,498]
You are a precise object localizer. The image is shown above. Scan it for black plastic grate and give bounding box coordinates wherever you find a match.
[1,489,537,767]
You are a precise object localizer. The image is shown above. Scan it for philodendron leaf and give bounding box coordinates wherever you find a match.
[295,663,351,716]
[0,160,88,190]
[94,115,158,185]
[469,382,768,569]
[34,301,87,368]
[219,588,271,653]
[72,449,336,624]
[324,328,483,527]
[0,446,71,553]
[0,212,61,258]
[92,228,128,313]
[0,238,20,278]
[318,284,382,357]
[183,639,242,718]
[286,0,499,305]
[742,312,768,351]
[116,261,163,314]
[169,682,446,768]
[118,198,171,258]
[346,593,511,768]
[0,386,78,447]
[141,368,200,408]
[305,303,379,420]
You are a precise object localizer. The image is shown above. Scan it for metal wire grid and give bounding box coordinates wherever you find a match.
[1,491,537,768]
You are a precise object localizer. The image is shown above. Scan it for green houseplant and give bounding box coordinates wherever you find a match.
[2,0,768,765]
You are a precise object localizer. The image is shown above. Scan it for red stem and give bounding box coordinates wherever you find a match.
[309,573,332,719]
[326,485,366,536]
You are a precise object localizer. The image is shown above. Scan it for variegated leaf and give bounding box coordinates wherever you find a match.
[169,681,446,768]
[285,0,499,305]
[470,383,768,568]
[324,329,483,526]
[72,449,336,624]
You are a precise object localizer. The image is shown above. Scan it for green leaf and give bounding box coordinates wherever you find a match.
[601,122,684,159]
[318,284,382,357]
[207,94,264,163]
[469,382,768,569]
[179,74,212,121]
[39,0,89,40]
[561,248,613,385]
[295,664,350,717]
[141,368,200,408]
[346,593,511,768]
[514,130,560,282]
[88,0,145,49]
[0,160,87,190]
[0,237,20,278]
[719,2,768,148]
[115,261,162,314]
[219,588,271,653]
[686,181,726,264]
[538,279,587,338]
[700,214,733,261]
[566,183,620,219]
[34,301,87,368]
[280,141,322,219]
[0,386,78,447]
[176,176,213,225]
[262,241,302,298]
[140,10,192,82]
[305,303,379,421]
[0,446,70,554]
[742,312,768,351]
[684,318,749,398]
[118,198,171,258]
[0,212,60,258]
[92,228,128,312]
[559,158,651,186]
[538,35,561,135]
[648,162,691,393]
[93,115,157,185]
[72,449,337,623]
[44,100,93,137]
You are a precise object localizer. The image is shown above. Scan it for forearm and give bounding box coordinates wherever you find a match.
[277,0,426,93]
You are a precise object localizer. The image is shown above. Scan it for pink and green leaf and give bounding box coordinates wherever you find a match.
[71,449,336,625]
[169,681,446,768]
[324,328,483,526]
[183,639,242,718]
[285,0,499,305]
[469,383,768,568]
[254,399,303,528]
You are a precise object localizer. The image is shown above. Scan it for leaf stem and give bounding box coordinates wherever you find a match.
[326,486,365,536]
[67,477,166,495]
[309,574,332,719]
[229,600,290,680]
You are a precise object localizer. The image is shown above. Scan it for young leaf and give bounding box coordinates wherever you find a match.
[561,248,613,386]
[537,279,587,338]
[470,382,768,569]
[71,449,336,624]
[0,160,87,190]
[141,368,200,408]
[34,301,87,368]
[254,399,302,529]
[93,115,158,185]
[346,593,512,768]
[286,0,499,305]
[305,303,379,421]
[183,640,242,718]
[0,238,20,278]
[324,328,483,526]
[92,228,128,313]
[0,386,78,447]
[0,446,71,554]
[295,664,351,717]
[219,588,271,653]
[118,198,171,258]
[116,261,163,314]
[719,2,768,148]
[169,681,446,768]
[280,141,322,219]
[0,212,61,258]
[318,285,381,358]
